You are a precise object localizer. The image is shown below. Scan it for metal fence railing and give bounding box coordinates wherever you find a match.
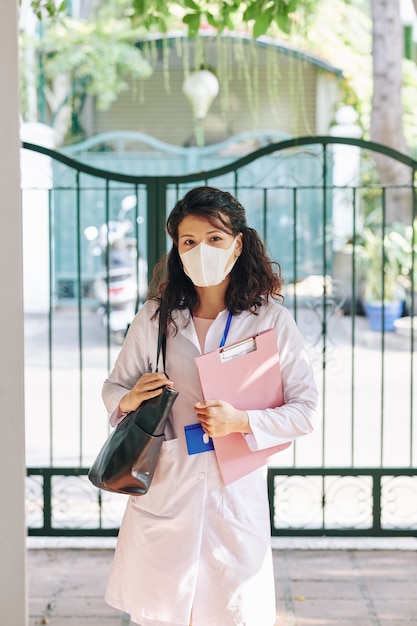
[23,136,417,536]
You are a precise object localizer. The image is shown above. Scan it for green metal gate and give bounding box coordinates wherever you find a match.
[23,136,417,537]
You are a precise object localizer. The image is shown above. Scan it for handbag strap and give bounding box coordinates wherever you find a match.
[155,299,167,373]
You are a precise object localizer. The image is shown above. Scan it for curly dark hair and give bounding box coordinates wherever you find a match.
[148,186,283,331]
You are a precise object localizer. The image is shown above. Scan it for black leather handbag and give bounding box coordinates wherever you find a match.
[88,305,178,495]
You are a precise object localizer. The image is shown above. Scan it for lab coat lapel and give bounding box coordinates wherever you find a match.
[204,310,231,352]
[171,309,200,352]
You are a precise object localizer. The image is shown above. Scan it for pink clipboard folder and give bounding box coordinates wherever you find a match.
[195,328,292,485]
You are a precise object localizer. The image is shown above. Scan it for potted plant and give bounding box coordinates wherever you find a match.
[346,212,411,331]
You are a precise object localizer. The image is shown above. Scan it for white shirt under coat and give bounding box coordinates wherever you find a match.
[102,298,319,626]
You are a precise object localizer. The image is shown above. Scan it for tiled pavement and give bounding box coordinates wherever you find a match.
[28,538,417,626]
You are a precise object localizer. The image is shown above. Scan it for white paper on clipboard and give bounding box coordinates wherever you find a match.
[220,336,257,361]
[195,328,292,484]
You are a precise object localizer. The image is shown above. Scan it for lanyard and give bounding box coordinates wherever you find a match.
[219,312,233,348]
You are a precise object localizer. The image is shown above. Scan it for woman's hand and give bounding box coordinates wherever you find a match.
[194,400,251,438]
[119,372,174,414]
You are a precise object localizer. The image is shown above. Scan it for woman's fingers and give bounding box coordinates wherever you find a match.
[120,372,174,413]
[194,400,249,437]
[135,372,174,394]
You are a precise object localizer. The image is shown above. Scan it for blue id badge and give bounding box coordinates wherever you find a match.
[184,423,214,455]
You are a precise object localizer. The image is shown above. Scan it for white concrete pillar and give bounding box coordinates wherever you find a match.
[0,1,28,625]
[20,122,54,313]
[330,106,362,251]
[315,72,340,135]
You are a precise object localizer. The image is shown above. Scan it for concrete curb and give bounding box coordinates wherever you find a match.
[27,535,417,551]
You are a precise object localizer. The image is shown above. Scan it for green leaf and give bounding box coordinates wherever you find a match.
[285,0,299,12]
[243,4,260,21]
[274,12,292,34]
[205,11,219,29]
[184,0,200,10]
[253,11,273,38]
[182,11,201,38]
[46,0,58,15]
[132,0,146,17]
[225,16,234,30]
[156,0,171,16]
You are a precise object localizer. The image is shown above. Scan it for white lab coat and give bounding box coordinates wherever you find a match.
[103,299,319,626]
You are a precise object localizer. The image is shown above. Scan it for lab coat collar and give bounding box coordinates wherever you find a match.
[171,307,252,354]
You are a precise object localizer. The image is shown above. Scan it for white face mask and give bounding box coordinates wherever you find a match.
[180,238,238,287]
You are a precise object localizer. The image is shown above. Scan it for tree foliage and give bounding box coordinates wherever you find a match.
[29,0,67,20]
[24,0,320,143]
[27,0,417,167]
[21,2,153,142]
[30,0,318,38]
[41,15,152,111]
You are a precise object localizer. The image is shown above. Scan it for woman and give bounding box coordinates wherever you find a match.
[102,186,319,626]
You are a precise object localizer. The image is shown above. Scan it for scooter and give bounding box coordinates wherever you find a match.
[85,196,148,343]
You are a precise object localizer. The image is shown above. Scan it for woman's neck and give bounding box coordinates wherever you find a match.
[193,282,228,319]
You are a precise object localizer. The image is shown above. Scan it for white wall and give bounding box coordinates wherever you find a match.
[92,51,321,144]
[0,1,27,625]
